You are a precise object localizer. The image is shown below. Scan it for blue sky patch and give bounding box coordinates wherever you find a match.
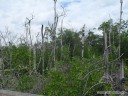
[61,0,80,7]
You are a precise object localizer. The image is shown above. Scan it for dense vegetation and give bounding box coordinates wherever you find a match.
[0,0,128,95]
[0,19,128,96]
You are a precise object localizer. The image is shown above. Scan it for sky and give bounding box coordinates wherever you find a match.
[0,0,128,38]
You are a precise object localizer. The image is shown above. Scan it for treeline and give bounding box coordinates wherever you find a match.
[0,18,128,95]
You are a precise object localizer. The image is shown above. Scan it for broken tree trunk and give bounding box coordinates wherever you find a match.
[121,60,124,80]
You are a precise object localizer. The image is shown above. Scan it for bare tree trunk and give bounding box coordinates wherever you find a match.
[104,31,109,83]
[118,0,123,58]
[121,60,124,80]
[25,23,29,45]
[109,21,112,52]
[25,16,33,75]
[118,0,124,91]
[119,60,124,83]
[33,44,37,73]
[45,27,49,47]
[41,25,45,77]
[28,22,33,47]
[28,22,32,71]
[53,0,58,68]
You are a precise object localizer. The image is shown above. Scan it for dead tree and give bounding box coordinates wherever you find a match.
[45,27,49,46]
[117,0,124,91]
[118,0,123,58]
[60,6,66,61]
[109,18,112,52]
[52,0,58,68]
[41,25,45,77]
[33,44,37,73]
[104,30,109,83]
[25,15,34,75]
[26,16,33,47]
[41,25,48,77]
[25,22,29,45]
[119,60,124,80]
[49,1,65,66]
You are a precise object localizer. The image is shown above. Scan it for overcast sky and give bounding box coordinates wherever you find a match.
[0,0,128,36]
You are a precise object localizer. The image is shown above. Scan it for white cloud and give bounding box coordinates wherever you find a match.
[0,0,128,37]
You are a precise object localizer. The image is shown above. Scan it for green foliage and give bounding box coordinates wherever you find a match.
[12,44,30,67]
[43,57,105,96]
[1,19,128,95]
[17,75,36,92]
